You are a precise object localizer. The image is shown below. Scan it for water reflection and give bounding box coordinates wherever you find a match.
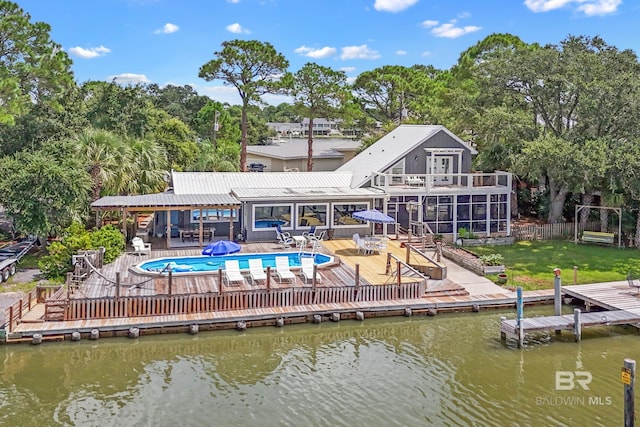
[0,307,633,426]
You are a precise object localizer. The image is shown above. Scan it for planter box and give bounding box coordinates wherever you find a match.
[483,265,506,274]
[458,236,515,247]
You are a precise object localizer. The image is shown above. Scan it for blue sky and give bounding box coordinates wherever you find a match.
[16,0,639,105]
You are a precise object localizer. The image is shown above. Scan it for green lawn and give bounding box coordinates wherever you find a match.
[467,240,640,291]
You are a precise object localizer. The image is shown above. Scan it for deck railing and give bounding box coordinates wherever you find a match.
[370,171,511,192]
[3,285,63,334]
[59,282,426,321]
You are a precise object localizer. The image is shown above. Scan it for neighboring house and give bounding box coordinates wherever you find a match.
[337,124,512,238]
[246,138,361,172]
[91,124,512,246]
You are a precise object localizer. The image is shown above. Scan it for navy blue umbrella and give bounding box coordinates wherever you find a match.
[202,240,241,256]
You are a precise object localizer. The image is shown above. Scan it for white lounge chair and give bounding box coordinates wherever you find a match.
[248,258,267,285]
[131,237,151,255]
[275,256,296,284]
[300,257,323,284]
[223,260,246,286]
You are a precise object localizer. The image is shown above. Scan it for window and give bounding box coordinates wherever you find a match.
[333,203,368,227]
[253,204,293,231]
[191,208,236,223]
[297,204,328,227]
[386,159,405,184]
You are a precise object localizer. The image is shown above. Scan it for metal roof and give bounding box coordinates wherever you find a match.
[91,193,240,209]
[336,124,478,188]
[231,186,383,200]
[246,138,361,160]
[172,171,357,195]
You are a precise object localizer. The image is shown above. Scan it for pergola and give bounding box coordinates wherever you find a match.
[91,193,241,248]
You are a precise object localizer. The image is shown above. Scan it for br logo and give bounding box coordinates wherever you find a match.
[556,371,593,391]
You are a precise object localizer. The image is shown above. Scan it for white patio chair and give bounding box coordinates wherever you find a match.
[300,256,323,284]
[131,237,151,255]
[248,258,267,285]
[223,260,246,286]
[275,256,296,284]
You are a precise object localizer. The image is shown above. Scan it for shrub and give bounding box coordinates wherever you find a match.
[479,253,504,266]
[38,222,125,279]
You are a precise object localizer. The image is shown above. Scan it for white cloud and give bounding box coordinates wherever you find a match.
[107,73,150,84]
[374,0,419,13]
[226,23,250,34]
[340,66,357,73]
[524,0,620,15]
[154,23,179,34]
[227,0,240,3]
[340,44,381,60]
[68,45,111,59]
[421,51,431,57]
[395,50,407,55]
[430,20,482,38]
[421,19,439,28]
[294,45,337,59]
[577,0,621,15]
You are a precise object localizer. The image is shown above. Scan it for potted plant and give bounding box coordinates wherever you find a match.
[496,273,508,284]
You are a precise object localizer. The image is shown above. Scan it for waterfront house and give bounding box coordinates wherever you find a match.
[91,124,511,246]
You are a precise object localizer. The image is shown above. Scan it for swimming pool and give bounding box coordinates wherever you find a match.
[134,252,334,274]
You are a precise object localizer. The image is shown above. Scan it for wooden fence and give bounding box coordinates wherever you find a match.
[511,221,602,241]
[58,282,425,321]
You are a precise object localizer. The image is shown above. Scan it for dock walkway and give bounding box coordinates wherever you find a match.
[500,281,640,345]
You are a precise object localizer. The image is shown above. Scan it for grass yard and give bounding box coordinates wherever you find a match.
[467,240,640,291]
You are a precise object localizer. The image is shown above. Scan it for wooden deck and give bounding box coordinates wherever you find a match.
[7,238,533,343]
[500,281,640,345]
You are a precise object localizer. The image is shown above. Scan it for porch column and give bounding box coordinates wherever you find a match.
[121,208,127,241]
[199,208,204,247]
[229,210,234,241]
[506,174,512,236]
[485,199,491,237]
[166,209,171,249]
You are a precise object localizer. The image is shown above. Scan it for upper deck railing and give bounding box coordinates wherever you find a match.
[370,171,511,193]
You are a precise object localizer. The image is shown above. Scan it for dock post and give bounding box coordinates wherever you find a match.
[554,268,562,335]
[115,272,120,300]
[500,316,506,341]
[624,358,636,427]
[266,266,271,291]
[573,266,578,285]
[516,286,524,348]
[574,308,581,342]
[168,269,172,296]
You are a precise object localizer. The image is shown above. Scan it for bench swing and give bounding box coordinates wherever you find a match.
[573,205,621,248]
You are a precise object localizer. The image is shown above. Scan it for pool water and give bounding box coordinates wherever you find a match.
[138,252,333,273]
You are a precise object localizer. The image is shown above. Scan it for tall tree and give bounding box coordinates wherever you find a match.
[0,142,92,236]
[0,1,75,127]
[290,63,349,171]
[199,40,289,171]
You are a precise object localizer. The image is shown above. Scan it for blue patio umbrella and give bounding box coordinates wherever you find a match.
[202,240,241,256]
[352,209,395,224]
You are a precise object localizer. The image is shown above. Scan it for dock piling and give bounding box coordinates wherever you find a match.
[574,308,581,342]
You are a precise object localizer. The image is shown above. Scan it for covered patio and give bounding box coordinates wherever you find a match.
[91,193,241,249]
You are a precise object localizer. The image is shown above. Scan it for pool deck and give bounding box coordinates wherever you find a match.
[4,239,555,343]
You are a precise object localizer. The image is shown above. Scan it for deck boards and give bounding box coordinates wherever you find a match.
[500,281,640,341]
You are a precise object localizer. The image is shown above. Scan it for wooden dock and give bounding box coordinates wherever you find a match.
[500,281,640,345]
[3,239,557,344]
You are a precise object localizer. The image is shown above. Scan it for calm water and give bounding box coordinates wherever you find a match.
[0,306,635,426]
